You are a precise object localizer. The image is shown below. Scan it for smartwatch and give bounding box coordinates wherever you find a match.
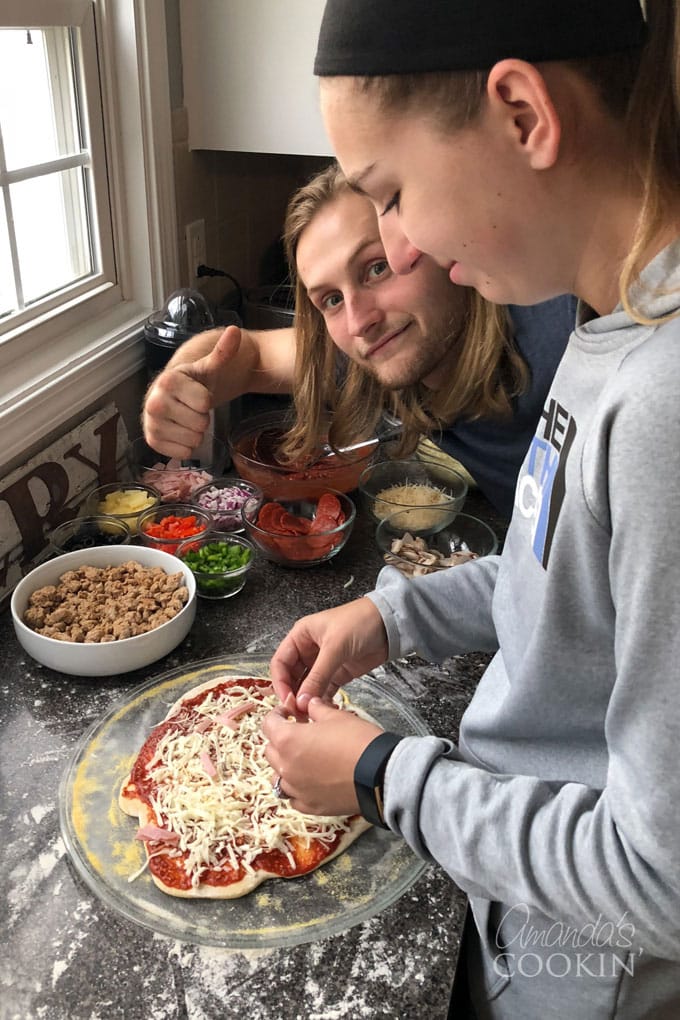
[354,731,403,828]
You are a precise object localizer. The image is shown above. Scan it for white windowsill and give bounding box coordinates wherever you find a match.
[0,302,152,467]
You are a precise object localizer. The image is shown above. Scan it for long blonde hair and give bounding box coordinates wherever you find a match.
[279,162,525,465]
[350,0,680,326]
[618,0,680,322]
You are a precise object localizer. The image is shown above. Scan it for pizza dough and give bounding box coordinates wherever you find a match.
[119,675,372,898]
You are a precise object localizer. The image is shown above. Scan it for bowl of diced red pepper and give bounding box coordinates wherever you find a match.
[137,503,214,555]
[241,490,355,567]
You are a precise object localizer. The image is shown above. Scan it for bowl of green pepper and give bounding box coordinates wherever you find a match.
[176,532,255,599]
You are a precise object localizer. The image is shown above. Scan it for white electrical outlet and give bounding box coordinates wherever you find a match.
[185,219,206,282]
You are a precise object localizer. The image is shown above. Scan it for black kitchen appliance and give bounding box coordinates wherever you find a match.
[143,288,240,382]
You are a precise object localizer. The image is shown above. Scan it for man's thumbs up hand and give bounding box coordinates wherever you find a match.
[142,325,246,459]
[183,325,242,394]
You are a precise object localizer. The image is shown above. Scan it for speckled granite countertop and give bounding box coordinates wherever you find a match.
[1,493,504,1020]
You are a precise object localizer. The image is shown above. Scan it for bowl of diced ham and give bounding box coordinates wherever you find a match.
[127,433,228,502]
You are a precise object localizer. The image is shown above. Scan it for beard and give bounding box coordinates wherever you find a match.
[360,310,461,392]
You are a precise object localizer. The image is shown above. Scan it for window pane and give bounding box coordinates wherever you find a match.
[0,28,80,170]
[0,200,16,320]
[11,169,92,304]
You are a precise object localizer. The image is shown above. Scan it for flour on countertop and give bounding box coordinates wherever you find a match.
[140,940,277,1020]
[245,632,279,653]
[24,748,70,768]
[51,959,68,988]
[7,835,65,920]
[30,803,54,824]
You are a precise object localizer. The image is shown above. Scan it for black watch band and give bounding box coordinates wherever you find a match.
[354,731,403,829]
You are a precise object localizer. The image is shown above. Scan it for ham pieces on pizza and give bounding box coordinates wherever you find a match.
[119,675,371,898]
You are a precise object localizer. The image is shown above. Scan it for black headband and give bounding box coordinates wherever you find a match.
[314,0,647,76]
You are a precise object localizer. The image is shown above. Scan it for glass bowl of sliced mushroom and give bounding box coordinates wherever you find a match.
[376,510,498,577]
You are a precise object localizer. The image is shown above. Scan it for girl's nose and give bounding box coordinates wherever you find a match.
[379,217,422,275]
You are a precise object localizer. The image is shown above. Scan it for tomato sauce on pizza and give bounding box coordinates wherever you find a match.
[119,676,370,898]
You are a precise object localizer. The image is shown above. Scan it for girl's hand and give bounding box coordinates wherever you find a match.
[262,697,383,816]
[269,597,389,715]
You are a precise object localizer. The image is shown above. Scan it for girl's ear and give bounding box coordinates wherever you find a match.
[486,59,561,171]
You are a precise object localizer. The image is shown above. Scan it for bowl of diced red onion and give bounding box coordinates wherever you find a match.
[191,476,263,532]
[127,434,228,502]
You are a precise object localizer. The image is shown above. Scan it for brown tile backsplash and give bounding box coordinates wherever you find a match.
[172,109,330,294]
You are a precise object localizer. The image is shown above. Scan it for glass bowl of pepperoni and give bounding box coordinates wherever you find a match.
[137,503,214,556]
[241,490,356,568]
[127,433,228,503]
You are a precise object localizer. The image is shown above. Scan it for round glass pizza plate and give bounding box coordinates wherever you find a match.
[59,653,430,949]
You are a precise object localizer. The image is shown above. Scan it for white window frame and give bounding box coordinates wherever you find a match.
[0,0,179,468]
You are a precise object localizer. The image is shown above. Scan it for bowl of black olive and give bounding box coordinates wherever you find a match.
[49,515,132,555]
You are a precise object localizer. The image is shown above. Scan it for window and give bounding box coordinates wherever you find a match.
[0,1,178,469]
[0,20,114,327]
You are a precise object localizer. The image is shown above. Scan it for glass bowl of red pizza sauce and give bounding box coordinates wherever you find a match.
[241,490,355,567]
[229,410,378,500]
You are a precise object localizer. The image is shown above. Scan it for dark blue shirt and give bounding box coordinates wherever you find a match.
[436,295,577,518]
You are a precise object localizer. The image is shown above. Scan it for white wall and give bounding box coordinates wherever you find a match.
[181,0,332,156]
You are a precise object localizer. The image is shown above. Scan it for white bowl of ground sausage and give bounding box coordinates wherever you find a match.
[11,545,196,677]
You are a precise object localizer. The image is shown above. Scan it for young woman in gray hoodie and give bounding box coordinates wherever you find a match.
[263,1,680,1016]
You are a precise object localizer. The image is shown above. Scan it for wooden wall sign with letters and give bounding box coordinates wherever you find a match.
[0,405,129,605]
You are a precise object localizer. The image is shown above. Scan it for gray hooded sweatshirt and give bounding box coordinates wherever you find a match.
[368,242,680,1019]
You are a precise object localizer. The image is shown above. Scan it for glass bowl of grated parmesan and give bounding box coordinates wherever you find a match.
[358,457,468,529]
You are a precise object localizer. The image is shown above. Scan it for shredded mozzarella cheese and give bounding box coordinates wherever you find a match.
[141,679,350,887]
